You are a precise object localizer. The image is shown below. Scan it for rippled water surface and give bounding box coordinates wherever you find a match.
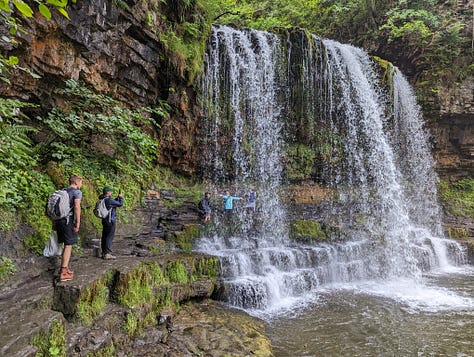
[266,271,474,356]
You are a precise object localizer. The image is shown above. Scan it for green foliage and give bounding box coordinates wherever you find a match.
[86,343,115,357]
[447,227,468,240]
[439,178,474,218]
[116,262,173,337]
[158,23,209,82]
[193,256,220,280]
[0,81,173,255]
[0,256,15,281]
[209,0,470,84]
[166,260,189,283]
[289,219,326,241]
[169,224,201,252]
[31,318,66,357]
[284,144,315,182]
[37,80,163,174]
[119,272,155,309]
[0,98,56,251]
[76,280,110,326]
[124,309,140,336]
[379,2,465,75]
[118,262,167,308]
[0,211,16,231]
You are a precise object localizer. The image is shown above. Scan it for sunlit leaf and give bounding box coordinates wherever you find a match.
[0,0,10,12]
[38,4,52,19]
[57,7,69,19]
[46,0,68,7]
[12,0,34,18]
[7,56,19,65]
[9,27,17,36]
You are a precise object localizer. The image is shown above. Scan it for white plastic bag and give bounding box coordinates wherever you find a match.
[43,231,63,257]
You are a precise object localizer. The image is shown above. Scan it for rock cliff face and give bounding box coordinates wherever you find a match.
[1,1,473,226]
[427,78,474,179]
[1,0,203,174]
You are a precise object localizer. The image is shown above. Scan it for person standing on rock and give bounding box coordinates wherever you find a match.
[99,187,124,260]
[221,190,242,214]
[56,175,83,282]
[244,190,257,213]
[198,192,212,222]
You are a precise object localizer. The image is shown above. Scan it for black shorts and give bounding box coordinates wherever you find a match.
[55,217,78,245]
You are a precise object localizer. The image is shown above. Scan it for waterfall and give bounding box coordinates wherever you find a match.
[197,26,467,314]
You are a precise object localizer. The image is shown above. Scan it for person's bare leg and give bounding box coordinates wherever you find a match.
[61,245,72,269]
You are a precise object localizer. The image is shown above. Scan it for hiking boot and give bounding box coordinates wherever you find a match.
[103,253,116,260]
[59,267,73,282]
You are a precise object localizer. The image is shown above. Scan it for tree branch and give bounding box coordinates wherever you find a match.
[214,11,240,21]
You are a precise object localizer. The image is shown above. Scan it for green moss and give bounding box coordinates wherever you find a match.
[0,256,15,282]
[124,309,139,337]
[166,260,189,284]
[0,211,16,231]
[169,224,201,252]
[118,264,161,308]
[289,220,327,241]
[447,227,469,240]
[284,144,315,182]
[115,262,185,337]
[76,273,113,326]
[86,342,115,357]
[148,262,167,285]
[439,178,474,218]
[115,263,168,336]
[373,56,395,82]
[31,318,66,357]
[192,256,220,280]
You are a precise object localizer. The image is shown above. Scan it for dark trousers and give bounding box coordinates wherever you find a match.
[101,219,116,254]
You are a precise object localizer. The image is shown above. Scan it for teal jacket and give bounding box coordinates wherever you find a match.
[221,195,241,210]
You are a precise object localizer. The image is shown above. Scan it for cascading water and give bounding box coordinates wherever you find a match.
[197,25,468,315]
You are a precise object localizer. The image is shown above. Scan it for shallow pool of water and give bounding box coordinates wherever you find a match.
[265,271,474,356]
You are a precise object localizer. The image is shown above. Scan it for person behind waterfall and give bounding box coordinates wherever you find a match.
[221,190,242,215]
[56,175,83,282]
[244,190,256,213]
[198,192,212,222]
[99,187,124,260]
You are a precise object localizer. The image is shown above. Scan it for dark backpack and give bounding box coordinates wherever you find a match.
[198,199,205,212]
[46,189,71,220]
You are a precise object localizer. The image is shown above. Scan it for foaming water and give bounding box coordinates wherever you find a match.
[198,26,471,317]
[267,273,474,356]
[353,279,474,313]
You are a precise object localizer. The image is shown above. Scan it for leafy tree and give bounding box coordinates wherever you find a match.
[379,0,465,75]
[209,0,470,83]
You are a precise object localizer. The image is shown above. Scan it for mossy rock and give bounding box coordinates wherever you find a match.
[283,144,316,182]
[289,219,327,242]
[31,317,66,357]
[167,224,202,252]
[447,226,469,240]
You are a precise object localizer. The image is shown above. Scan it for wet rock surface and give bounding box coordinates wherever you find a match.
[0,192,273,356]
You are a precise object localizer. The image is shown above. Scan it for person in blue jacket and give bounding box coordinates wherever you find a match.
[244,190,257,213]
[221,190,242,214]
[99,187,124,260]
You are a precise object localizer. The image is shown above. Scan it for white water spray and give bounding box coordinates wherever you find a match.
[198,26,468,314]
